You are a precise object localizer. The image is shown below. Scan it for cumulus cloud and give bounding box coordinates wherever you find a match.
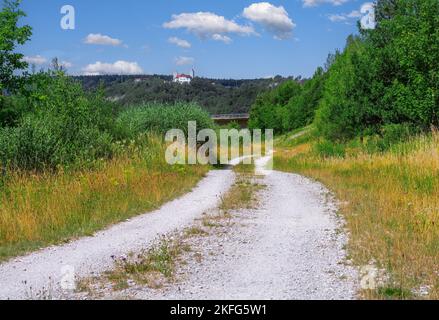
[23,55,47,65]
[302,0,349,7]
[328,1,367,24]
[82,61,143,75]
[243,2,296,40]
[328,14,347,22]
[174,56,195,66]
[60,60,73,68]
[211,34,232,44]
[163,12,255,41]
[168,37,191,48]
[328,10,361,22]
[84,33,123,46]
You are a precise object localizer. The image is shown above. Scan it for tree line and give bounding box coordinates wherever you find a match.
[250,0,439,143]
[76,75,293,115]
[0,0,213,172]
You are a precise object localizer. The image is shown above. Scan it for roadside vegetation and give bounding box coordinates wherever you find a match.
[249,0,439,299]
[0,1,213,260]
[275,128,439,299]
[75,161,264,298]
[220,162,264,213]
[77,74,292,115]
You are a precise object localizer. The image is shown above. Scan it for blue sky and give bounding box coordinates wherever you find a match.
[18,0,369,79]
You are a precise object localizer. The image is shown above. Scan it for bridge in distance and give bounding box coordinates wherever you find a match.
[211,114,250,128]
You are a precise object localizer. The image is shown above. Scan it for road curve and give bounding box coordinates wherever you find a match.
[0,170,235,300]
[135,168,358,300]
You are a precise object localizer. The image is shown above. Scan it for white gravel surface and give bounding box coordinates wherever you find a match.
[0,155,358,300]
[0,170,234,300]
[134,169,358,300]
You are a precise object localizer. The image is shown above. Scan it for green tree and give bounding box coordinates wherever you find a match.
[0,0,32,93]
[368,0,439,129]
[249,80,302,133]
[315,36,379,141]
[287,67,326,130]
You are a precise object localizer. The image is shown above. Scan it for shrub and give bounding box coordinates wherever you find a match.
[115,102,214,139]
[0,95,30,127]
[0,73,115,171]
[314,140,346,158]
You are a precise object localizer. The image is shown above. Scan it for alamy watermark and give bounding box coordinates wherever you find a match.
[60,265,76,291]
[60,5,75,30]
[165,122,273,172]
[360,2,376,30]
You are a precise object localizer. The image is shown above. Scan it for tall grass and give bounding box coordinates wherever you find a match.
[0,74,214,261]
[275,130,439,299]
[115,102,214,139]
[0,134,208,261]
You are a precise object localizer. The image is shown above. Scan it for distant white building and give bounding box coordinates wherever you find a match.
[173,69,195,84]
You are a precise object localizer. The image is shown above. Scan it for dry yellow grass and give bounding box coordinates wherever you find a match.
[275,131,439,299]
[0,137,208,261]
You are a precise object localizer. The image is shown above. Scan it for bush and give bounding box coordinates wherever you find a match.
[249,80,302,134]
[115,102,214,139]
[0,95,30,127]
[0,73,115,170]
[381,124,413,146]
[314,140,346,158]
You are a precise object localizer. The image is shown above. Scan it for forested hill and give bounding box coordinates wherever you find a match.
[74,75,296,114]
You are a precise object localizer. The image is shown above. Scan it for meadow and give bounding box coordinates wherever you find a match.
[0,134,208,261]
[0,72,215,261]
[275,129,439,299]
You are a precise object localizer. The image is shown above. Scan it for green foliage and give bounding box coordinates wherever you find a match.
[313,140,346,158]
[0,73,115,170]
[0,94,28,126]
[0,0,32,93]
[250,0,439,145]
[315,36,378,141]
[224,121,241,131]
[0,69,216,171]
[370,0,439,129]
[115,102,214,139]
[313,0,439,142]
[287,67,326,130]
[249,69,327,134]
[249,80,303,133]
[77,75,290,115]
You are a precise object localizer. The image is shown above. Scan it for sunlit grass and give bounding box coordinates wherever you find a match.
[0,135,208,261]
[275,129,439,299]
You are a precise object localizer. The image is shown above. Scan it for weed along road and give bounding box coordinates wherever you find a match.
[0,154,358,300]
[0,170,234,300]
[132,156,358,300]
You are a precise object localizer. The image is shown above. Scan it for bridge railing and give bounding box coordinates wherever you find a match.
[211,113,250,120]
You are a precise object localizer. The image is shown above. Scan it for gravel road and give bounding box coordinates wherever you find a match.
[0,155,358,300]
[0,170,234,300]
[134,167,358,300]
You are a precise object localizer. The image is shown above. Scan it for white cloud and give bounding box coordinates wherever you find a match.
[328,7,363,23]
[168,37,191,48]
[211,34,232,44]
[243,2,296,40]
[82,61,143,75]
[23,55,47,65]
[84,33,123,46]
[59,60,73,68]
[347,10,362,18]
[163,12,255,41]
[303,0,349,7]
[175,56,195,66]
[328,14,347,22]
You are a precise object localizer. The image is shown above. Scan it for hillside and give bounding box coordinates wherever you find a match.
[74,75,295,115]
